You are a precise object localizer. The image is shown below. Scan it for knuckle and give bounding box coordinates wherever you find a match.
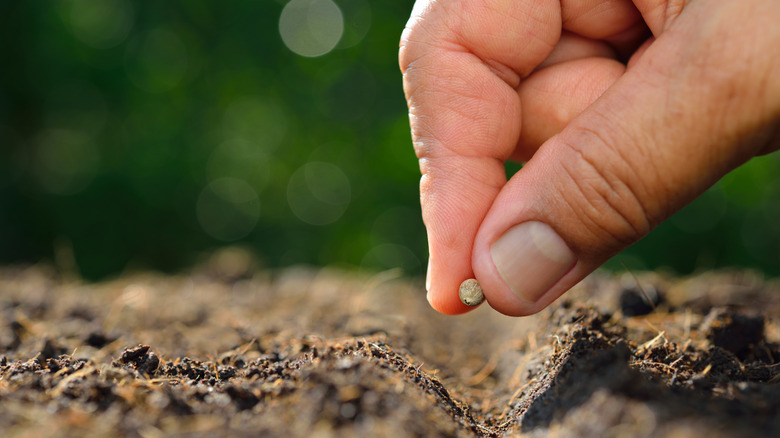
[399,2,448,74]
[557,129,654,250]
[398,25,420,74]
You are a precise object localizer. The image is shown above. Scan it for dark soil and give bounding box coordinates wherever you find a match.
[1,252,779,437]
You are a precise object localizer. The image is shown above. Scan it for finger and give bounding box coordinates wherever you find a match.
[561,0,642,39]
[472,0,780,316]
[535,31,617,71]
[559,1,652,62]
[514,56,626,161]
[400,0,561,314]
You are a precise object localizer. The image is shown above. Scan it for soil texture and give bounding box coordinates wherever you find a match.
[1,253,779,437]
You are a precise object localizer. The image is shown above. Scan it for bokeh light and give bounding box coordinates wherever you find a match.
[287,161,351,226]
[197,178,261,242]
[358,206,424,273]
[279,0,344,57]
[64,0,134,49]
[4,1,779,280]
[207,139,271,192]
[336,0,372,49]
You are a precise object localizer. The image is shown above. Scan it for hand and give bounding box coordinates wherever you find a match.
[399,0,780,316]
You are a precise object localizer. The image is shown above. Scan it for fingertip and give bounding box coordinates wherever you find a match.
[426,282,474,315]
[418,157,508,316]
[425,241,477,315]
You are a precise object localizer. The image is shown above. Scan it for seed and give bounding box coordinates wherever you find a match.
[459,279,484,306]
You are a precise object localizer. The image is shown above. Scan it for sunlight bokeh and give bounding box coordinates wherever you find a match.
[2,1,779,280]
[280,0,344,58]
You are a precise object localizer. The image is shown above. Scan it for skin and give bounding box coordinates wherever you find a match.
[399,0,780,316]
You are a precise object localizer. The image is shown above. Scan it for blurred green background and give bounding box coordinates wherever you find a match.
[1,0,779,281]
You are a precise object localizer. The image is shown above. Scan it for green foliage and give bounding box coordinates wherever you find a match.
[1,1,778,280]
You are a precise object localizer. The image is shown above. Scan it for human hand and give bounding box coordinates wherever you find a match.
[399,0,780,316]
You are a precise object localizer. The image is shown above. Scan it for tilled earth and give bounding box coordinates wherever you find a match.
[1,253,779,437]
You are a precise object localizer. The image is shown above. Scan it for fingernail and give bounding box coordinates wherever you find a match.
[490,221,576,303]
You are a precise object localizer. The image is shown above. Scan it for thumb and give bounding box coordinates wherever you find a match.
[472,1,780,316]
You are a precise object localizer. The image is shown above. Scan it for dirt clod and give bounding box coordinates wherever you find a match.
[619,284,663,317]
[701,308,765,360]
[114,344,160,376]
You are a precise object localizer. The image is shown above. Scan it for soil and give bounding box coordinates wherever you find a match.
[1,251,779,437]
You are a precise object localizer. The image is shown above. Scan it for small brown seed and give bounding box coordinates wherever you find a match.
[459,279,484,306]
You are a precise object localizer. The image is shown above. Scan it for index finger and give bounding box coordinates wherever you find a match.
[399,0,561,314]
